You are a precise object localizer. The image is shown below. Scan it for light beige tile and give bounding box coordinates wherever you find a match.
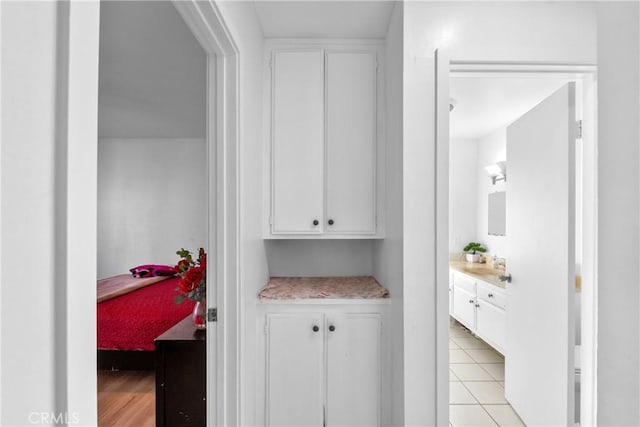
[450,349,475,364]
[465,349,504,363]
[451,336,491,350]
[449,405,497,427]
[449,382,478,404]
[480,363,505,381]
[450,363,494,381]
[450,368,460,382]
[450,323,472,338]
[463,381,507,404]
[483,405,525,427]
[450,339,460,349]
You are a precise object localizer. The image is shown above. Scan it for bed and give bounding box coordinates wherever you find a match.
[97,275,195,370]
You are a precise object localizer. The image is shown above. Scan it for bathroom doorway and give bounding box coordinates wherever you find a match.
[446,64,597,426]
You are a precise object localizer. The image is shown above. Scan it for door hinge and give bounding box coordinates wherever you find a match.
[576,120,583,139]
[207,308,217,322]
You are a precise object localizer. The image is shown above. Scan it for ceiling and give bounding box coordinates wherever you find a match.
[254,1,396,38]
[449,77,570,140]
[98,1,206,139]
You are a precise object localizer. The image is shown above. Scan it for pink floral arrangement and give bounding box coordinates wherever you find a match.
[174,248,206,304]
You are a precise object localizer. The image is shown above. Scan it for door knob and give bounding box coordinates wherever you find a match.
[499,273,512,283]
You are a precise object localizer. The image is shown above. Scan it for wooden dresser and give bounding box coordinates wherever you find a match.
[155,316,206,426]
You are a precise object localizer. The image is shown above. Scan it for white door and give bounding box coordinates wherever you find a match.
[326,313,381,427]
[266,313,324,427]
[325,51,377,234]
[271,50,324,233]
[505,83,576,425]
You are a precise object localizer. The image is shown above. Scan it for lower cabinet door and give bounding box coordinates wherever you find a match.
[266,313,324,427]
[326,314,381,427]
[476,300,506,354]
[453,285,476,330]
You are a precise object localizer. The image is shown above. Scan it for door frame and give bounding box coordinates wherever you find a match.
[438,62,598,424]
[172,2,240,425]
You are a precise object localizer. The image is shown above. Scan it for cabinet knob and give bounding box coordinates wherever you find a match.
[312,325,319,332]
[312,219,319,226]
[329,325,335,332]
[488,293,494,298]
[475,304,480,308]
[469,299,474,304]
[328,219,335,226]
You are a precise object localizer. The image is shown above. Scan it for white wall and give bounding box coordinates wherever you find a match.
[596,3,639,425]
[1,1,100,425]
[403,1,596,424]
[97,1,207,279]
[97,138,206,278]
[449,138,478,252]
[372,2,404,425]
[266,240,373,276]
[213,2,269,426]
[475,128,507,258]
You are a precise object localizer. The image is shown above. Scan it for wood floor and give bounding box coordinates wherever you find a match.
[98,370,154,426]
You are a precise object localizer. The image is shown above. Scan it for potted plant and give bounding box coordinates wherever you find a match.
[463,242,487,263]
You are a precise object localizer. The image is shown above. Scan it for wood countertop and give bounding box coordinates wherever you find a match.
[450,261,582,292]
[449,261,505,288]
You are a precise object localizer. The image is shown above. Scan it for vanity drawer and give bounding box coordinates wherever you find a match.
[476,281,506,309]
[452,272,476,294]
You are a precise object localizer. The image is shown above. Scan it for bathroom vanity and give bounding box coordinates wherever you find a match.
[449,262,506,354]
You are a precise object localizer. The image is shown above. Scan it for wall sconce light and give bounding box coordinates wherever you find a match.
[485,161,506,185]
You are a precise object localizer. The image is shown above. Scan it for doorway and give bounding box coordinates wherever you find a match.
[445,63,597,426]
[94,0,240,425]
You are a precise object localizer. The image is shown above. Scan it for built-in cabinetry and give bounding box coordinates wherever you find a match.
[450,270,506,354]
[265,43,383,238]
[257,303,388,427]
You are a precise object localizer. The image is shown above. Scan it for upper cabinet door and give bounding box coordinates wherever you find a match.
[325,51,377,234]
[271,50,325,233]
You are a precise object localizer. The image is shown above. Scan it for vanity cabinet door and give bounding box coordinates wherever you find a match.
[453,285,476,330]
[326,313,381,427]
[476,300,506,354]
[271,50,325,234]
[265,313,324,427]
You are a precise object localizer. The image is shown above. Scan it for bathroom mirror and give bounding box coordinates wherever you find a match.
[488,191,506,236]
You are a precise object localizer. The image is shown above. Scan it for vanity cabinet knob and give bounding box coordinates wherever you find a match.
[329,325,335,332]
[475,304,480,308]
[469,299,474,304]
[312,325,319,332]
[488,293,494,298]
[328,219,335,226]
[312,219,319,226]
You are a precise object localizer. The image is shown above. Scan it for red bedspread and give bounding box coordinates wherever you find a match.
[97,277,195,351]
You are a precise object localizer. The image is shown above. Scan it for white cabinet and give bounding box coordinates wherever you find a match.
[266,313,324,426]
[259,304,387,427]
[271,50,325,234]
[452,272,477,330]
[475,281,506,353]
[266,47,381,238]
[450,271,506,355]
[476,299,506,353]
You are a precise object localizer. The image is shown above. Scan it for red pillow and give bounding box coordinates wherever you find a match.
[129,264,177,278]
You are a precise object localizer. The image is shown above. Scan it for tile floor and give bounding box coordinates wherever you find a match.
[449,319,525,427]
